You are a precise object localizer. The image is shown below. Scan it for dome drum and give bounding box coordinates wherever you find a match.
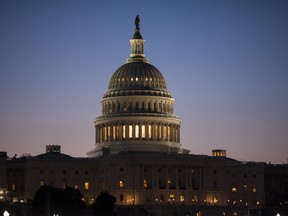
[95,120,181,148]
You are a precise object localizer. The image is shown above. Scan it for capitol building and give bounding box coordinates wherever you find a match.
[0,16,287,216]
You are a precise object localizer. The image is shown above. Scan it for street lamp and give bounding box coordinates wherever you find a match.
[3,211,9,216]
[276,214,280,216]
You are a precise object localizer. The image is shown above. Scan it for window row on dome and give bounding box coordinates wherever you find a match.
[102,99,174,115]
[104,89,171,98]
[95,123,180,144]
[108,76,166,89]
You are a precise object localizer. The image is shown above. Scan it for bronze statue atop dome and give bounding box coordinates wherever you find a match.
[135,15,140,29]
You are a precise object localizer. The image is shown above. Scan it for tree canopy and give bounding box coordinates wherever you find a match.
[92,191,117,216]
[32,185,86,216]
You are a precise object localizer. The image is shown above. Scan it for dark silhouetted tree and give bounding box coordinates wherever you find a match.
[32,185,86,216]
[93,191,117,216]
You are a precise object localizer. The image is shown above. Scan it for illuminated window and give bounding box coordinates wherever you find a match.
[40,181,45,187]
[163,126,167,140]
[167,126,171,140]
[159,125,162,139]
[167,179,172,184]
[252,188,257,193]
[85,182,89,190]
[122,125,126,138]
[143,179,148,188]
[213,196,218,203]
[74,185,78,189]
[148,125,152,138]
[113,126,116,140]
[232,187,237,192]
[169,194,175,201]
[180,195,185,202]
[192,195,198,202]
[135,125,139,138]
[155,125,158,138]
[141,125,146,138]
[103,127,107,141]
[119,180,124,188]
[129,125,133,138]
[117,125,120,139]
[12,183,16,191]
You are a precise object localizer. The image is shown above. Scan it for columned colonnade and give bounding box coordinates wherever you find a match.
[96,122,180,144]
[101,97,174,115]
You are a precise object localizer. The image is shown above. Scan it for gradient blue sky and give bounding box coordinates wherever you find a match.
[1,0,287,163]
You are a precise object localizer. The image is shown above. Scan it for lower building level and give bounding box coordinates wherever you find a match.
[0,146,287,215]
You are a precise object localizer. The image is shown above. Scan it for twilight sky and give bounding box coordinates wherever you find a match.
[0,0,287,164]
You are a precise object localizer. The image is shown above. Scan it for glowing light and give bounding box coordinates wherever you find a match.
[84,182,89,190]
[3,211,9,216]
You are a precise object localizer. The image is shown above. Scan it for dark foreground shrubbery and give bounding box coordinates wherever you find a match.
[32,185,86,216]
[92,191,117,216]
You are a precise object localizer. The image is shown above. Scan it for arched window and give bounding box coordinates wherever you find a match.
[141,125,146,138]
[148,102,151,111]
[107,126,111,141]
[159,125,162,139]
[163,125,167,140]
[123,102,127,112]
[135,125,139,138]
[129,125,133,138]
[112,126,116,140]
[112,102,115,113]
[103,127,107,141]
[122,125,126,139]
[155,124,158,139]
[148,124,152,139]
[117,102,120,112]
